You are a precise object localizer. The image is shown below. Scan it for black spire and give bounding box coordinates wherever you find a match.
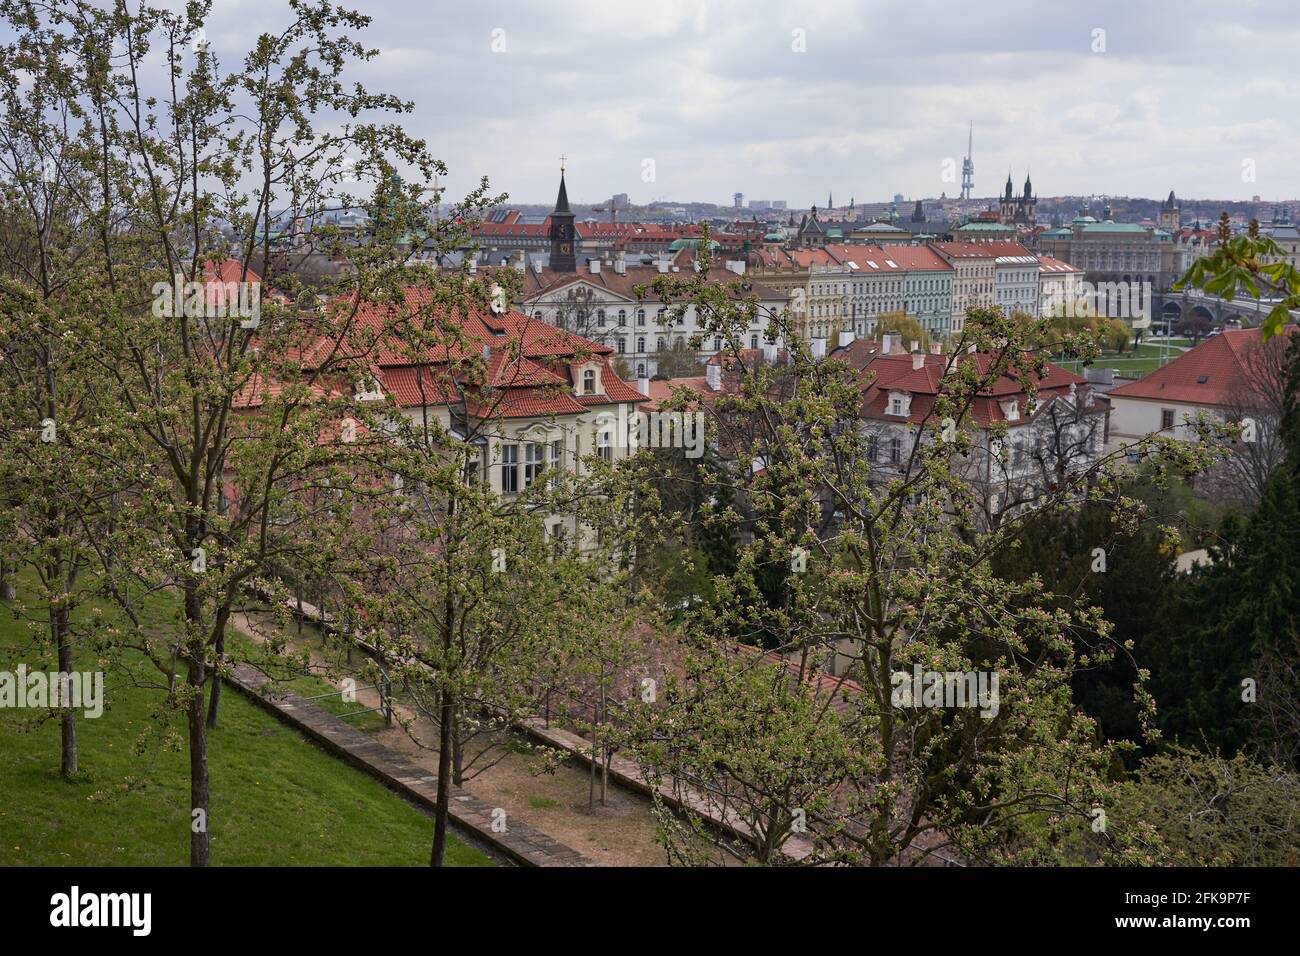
[548,164,576,272]
[912,199,924,222]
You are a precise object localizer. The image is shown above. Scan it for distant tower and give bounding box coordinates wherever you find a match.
[1159,189,1181,232]
[960,122,974,201]
[734,192,744,209]
[548,160,576,272]
[828,191,834,210]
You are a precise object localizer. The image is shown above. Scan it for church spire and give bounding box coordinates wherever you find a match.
[548,162,576,272]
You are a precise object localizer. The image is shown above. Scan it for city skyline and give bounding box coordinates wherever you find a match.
[167,0,1300,207]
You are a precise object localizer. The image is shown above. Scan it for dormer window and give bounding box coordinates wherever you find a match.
[582,368,597,394]
[886,391,912,417]
[355,376,384,402]
[1003,399,1020,422]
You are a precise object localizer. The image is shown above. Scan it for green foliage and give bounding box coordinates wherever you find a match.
[1112,748,1300,866]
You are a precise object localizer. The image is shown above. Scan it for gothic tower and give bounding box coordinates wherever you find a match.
[549,165,576,272]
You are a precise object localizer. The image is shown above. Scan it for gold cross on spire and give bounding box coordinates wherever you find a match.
[560,154,566,174]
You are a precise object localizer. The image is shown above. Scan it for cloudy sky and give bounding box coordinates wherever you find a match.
[178,0,1300,206]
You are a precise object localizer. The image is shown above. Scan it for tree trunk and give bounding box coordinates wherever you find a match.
[187,654,210,867]
[0,561,15,601]
[55,606,76,778]
[206,629,224,729]
[430,684,455,867]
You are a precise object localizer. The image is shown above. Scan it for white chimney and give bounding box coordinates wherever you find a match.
[910,339,920,353]
[725,259,746,275]
[637,376,651,397]
[589,259,601,274]
[840,328,856,347]
[705,363,722,391]
[762,342,778,364]
[884,331,902,353]
[968,343,977,354]
[811,338,827,359]
[512,250,526,273]
[657,255,670,274]
[912,351,925,371]
[614,252,627,275]
[930,342,942,354]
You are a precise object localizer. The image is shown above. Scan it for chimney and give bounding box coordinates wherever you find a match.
[910,340,920,353]
[589,259,601,274]
[615,251,627,275]
[840,328,856,347]
[466,254,477,274]
[725,259,746,275]
[912,351,925,371]
[811,338,827,359]
[884,331,902,354]
[705,363,722,391]
[482,343,491,361]
[512,250,526,273]
[762,342,778,365]
[637,376,651,397]
[657,254,670,273]
[930,342,942,354]
[967,343,977,354]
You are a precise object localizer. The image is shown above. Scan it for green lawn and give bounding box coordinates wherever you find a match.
[0,583,493,867]
[1054,342,1189,377]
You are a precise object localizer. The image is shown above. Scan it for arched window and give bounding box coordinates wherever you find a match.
[618,309,627,325]
[534,311,542,320]
[582,369,596,394]
[657,337,666,352]
[617,338,626,354]
[636,336,645,352]
[636,308,646,326]
[597,309,606,327]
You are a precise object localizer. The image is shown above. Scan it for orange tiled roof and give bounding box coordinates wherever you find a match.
[1108,327,1295,406]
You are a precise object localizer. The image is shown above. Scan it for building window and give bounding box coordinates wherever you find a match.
[501,443,519,493]
[597,429,613,463]
[636,336,645,352]
[617,338,626,353]
[549,440,563,487]
[657,336,666,352]
[751,334,759,349]
[618,309,626,325]
[889,436,902,464]
[583,369,596,394]
[524,442,545,487]
[1161,408,1175,431]
[597,309,606,327]
[636,308,646,326]
[636,362,646,376]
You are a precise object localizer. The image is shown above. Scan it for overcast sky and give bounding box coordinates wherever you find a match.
[173,0,1300,207]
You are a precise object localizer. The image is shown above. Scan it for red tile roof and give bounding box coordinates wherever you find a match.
[859,351,1092,426]
[1108,327,1295,406]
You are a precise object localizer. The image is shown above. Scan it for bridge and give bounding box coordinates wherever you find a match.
[1152,289,1300,331]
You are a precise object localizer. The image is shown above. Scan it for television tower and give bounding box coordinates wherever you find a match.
[960,122,974,200]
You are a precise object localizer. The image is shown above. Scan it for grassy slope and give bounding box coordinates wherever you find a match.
[0,584,493,867]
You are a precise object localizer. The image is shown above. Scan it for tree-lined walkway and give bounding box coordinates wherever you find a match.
[227,663,595,867]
